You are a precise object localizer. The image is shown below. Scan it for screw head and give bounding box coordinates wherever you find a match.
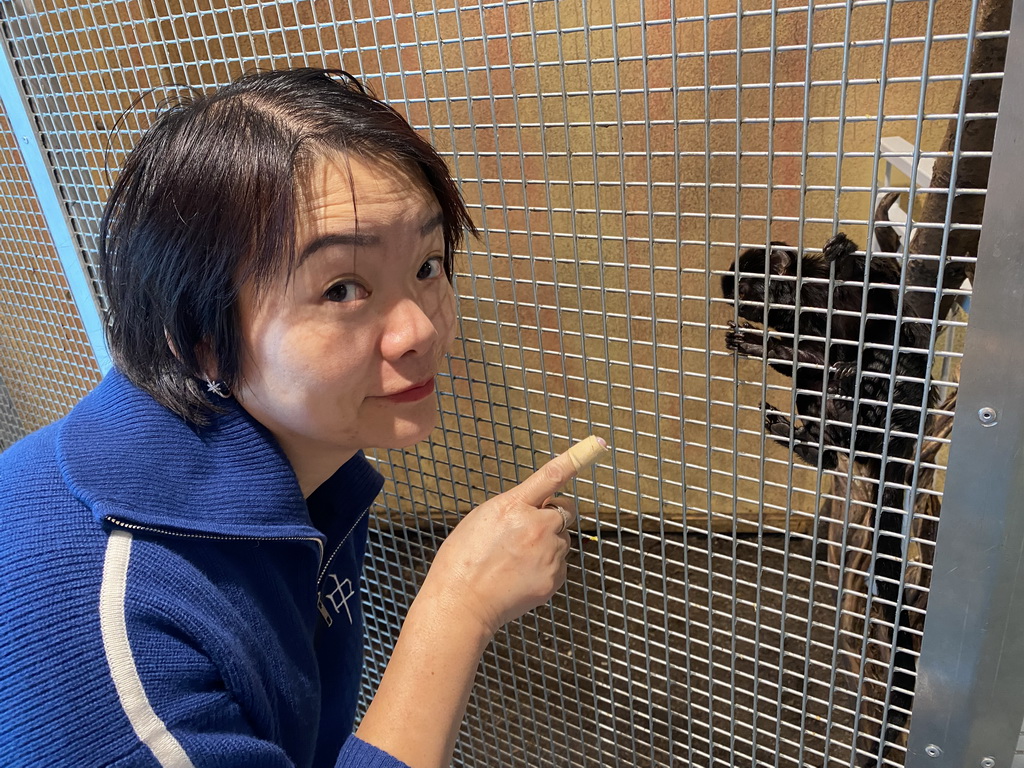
[978,407,998,426]
[925,744,943,757]
[981,758,995,768]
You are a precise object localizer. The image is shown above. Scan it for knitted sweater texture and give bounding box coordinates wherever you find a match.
[0,369,410,768]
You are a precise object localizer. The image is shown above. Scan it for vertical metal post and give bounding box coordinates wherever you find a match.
[906,1,1024,765]
[0,28,110,373]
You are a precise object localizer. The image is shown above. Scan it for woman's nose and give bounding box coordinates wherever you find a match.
[380,296,441,360]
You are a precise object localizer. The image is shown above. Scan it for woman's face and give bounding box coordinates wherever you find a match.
[233,153,456,495]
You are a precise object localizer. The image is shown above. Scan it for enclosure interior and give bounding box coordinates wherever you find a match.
[0,1,1007,766]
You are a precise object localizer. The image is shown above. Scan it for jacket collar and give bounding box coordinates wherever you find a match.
[57,368,383,540]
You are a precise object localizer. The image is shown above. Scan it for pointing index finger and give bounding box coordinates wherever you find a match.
[511,435,610,506]
[565,435,610,473]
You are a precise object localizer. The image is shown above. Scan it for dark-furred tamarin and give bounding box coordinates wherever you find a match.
[722,217,934,767]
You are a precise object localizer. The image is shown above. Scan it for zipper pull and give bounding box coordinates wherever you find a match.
[317,595,333,627]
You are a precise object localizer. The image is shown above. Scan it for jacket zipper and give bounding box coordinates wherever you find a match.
[104,516,326,566]
[108,512,369,628]
[316,506,370,590]
[314,506,371,627]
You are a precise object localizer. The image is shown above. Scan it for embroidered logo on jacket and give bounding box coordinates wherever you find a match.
[317,573,355,627]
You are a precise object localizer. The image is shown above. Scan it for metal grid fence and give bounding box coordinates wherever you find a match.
[0,100,100,448]
[0,1,1019,766]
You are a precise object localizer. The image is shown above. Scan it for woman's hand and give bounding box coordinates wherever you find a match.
[356,438,606,768]
[420,448,584,638]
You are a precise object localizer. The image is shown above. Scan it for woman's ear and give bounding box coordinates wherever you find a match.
[194,339,220,381]
[165,328,183,362]
[167,328,221,380]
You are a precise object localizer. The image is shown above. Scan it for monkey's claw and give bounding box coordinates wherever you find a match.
[725,321,765,357]
[822,232,858,264]
[762,401,793,444]
[827,362,858,396]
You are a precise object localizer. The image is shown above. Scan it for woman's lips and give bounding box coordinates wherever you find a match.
[382,377,435,403]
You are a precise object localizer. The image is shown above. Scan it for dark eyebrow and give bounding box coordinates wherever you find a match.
[297,232,380,267]
[295,212,444,270]
[420,212,444,236]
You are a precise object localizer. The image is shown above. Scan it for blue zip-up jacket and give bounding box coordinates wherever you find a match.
[0,369,410,768]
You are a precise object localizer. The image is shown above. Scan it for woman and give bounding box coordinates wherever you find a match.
[0,68,597,768]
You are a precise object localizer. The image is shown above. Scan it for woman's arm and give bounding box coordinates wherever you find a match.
[353,583,490,768]
[356,445,593,768]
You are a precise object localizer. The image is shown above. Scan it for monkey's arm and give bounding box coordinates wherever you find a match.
[726,321,827,376]
[829,343,920,399]
[762,401,842,470]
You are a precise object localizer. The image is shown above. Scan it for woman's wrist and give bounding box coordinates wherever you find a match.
[409,575,495,652]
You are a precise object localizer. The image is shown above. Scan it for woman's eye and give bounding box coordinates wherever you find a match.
[323,280,367,303]
[417,256,444,280]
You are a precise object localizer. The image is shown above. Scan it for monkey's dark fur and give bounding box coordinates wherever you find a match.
[721,204,935,767]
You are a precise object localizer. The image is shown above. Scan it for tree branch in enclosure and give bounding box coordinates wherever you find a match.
[905,0,1011,322]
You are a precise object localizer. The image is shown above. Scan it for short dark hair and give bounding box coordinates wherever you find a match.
[100,68,474,424]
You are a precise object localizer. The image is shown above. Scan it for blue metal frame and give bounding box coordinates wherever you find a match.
[0,31,111,374]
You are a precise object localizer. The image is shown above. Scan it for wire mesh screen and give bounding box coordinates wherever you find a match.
[0,102,100,448]
[0,0,1009,766]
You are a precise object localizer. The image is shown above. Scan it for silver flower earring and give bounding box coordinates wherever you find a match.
[205,378,231,399]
